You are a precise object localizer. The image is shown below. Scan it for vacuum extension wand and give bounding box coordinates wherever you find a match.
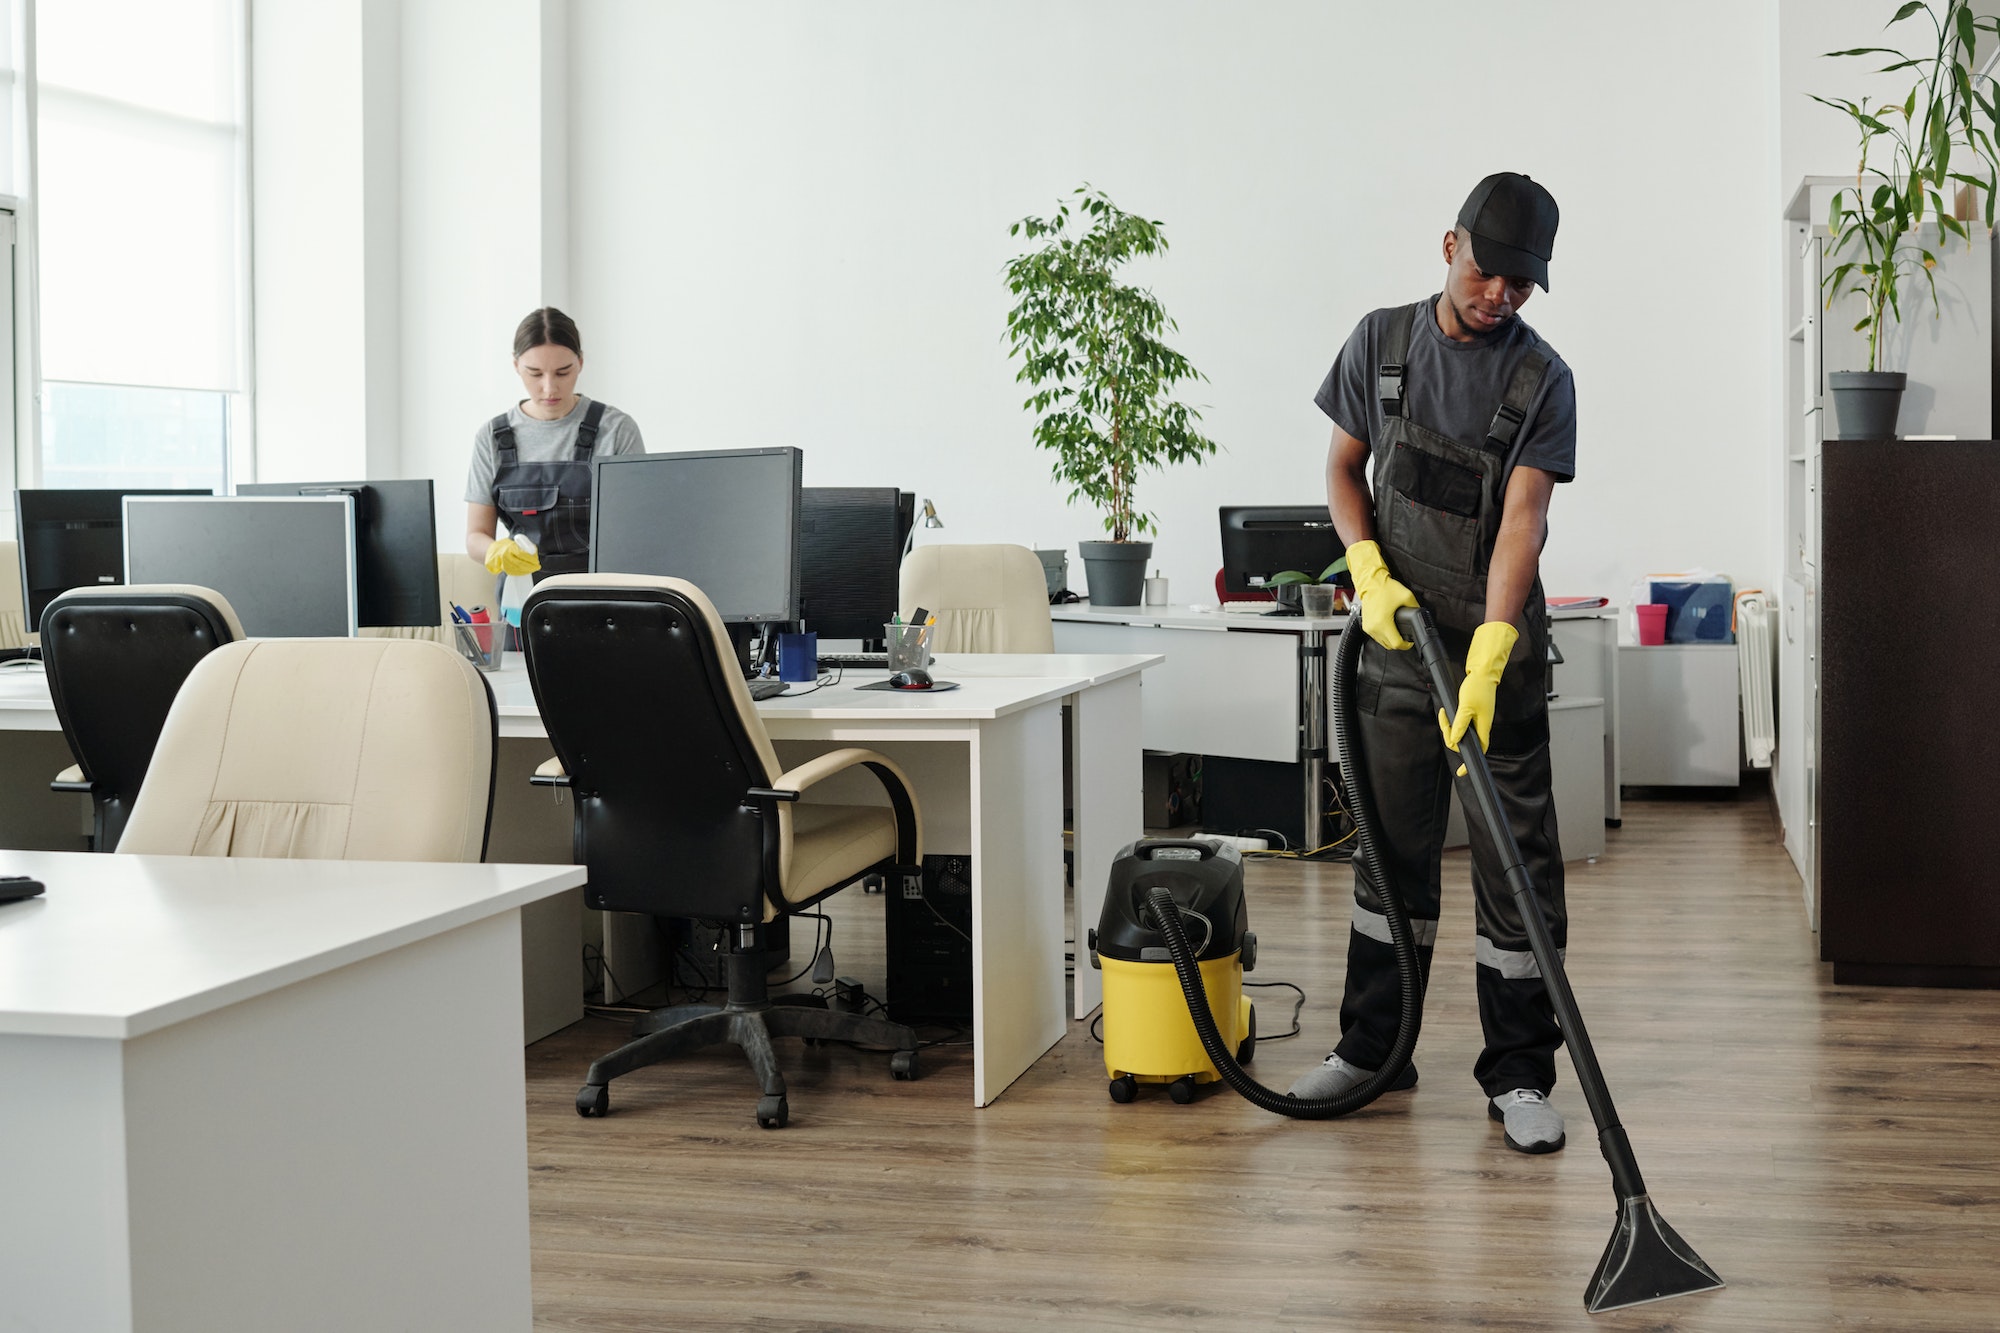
[1394,605,1723,1313]
[1142,612,1424,1120]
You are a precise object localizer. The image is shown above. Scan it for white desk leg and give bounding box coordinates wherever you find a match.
[1068,674,1143,1020]
[970,700,1067,1106]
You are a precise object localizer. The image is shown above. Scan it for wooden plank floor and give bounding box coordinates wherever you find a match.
[526,795,2000,1331]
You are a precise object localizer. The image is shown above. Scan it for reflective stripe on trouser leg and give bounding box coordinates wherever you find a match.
[1336,637,1450,1070]
[1466,733,1567,1097]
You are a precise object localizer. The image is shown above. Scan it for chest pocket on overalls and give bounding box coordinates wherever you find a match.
[496,484,562,519]
[1380,424,1489,585]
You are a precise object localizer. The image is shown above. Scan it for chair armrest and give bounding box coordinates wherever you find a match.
[769,748,922,865]
[50,763,92,795]
[528,756,571,788]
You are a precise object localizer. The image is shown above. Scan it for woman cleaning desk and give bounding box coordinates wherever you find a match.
[464,307,646,580]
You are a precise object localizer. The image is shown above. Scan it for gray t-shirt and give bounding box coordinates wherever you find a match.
[462,395,646,505]
[1315,297,1576,482]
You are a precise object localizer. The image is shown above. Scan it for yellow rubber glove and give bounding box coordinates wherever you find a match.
[1345,539,1420,651]
[483,536,542,577]
[1439,620,1520,776]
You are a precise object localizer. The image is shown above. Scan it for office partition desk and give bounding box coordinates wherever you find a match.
[0,850,585,1333]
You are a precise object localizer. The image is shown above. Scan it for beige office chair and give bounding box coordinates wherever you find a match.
[0,539,29,653]
[898,543,1054,653]
[118,637,497,862]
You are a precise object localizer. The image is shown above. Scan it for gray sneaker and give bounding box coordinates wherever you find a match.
[1285,1052,1418,1100]
[1489,1088,1565,1153]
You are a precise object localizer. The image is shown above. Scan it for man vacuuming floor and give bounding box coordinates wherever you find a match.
[1287,172,1575,1156]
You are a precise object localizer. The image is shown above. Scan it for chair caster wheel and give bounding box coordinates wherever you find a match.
[1108,1074,1137,1104]
[890,1049,919,1080]
[756,1094,789,1129]
[576,1084,608,1118]
[1168,1076,1197,1105]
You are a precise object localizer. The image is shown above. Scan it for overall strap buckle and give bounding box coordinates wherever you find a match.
[1484,349,1551,455]
[1486,401,1527,449]
[1378,365,1405,417]
[489,413,517,464]
[1378,302,1417,420]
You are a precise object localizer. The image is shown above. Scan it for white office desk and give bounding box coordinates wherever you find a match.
[0,849,585,1333]
[1051,603,1345,844]
[483,651,1158,1106]
[0,653,1157,1107]
[1053,602,1620,852]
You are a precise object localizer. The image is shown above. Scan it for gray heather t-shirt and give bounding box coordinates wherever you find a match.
[1315,297,1576,482]
[462,395,646,505]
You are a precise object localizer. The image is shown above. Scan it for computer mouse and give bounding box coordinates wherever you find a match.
[889,668,933,689]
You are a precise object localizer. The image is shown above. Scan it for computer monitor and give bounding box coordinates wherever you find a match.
[589,447,803,624]
[15,488,213,631]
[1219,505,1342,596]
[800,487,903,642]
[124,495,359,638]
[238,479,440,628]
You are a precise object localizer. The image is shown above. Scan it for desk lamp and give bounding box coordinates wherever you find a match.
[905,498,944,556]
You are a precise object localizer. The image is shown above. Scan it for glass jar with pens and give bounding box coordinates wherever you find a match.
[885,609,934,674]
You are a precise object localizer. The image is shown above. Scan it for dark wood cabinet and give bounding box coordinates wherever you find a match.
[1819,439,2000,987]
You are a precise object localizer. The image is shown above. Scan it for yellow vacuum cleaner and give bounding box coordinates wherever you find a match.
[1089,838,1256,1104]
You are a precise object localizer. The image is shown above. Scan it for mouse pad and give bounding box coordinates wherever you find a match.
[855,679,961,693]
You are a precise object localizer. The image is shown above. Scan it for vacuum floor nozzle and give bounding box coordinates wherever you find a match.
[1585,1194,1727,1313]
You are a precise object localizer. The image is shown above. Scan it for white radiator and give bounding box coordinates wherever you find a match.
[1736,592,1776,768]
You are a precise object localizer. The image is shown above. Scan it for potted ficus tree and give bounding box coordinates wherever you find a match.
[1004,186,1219,606]
[1815,0,2000,437]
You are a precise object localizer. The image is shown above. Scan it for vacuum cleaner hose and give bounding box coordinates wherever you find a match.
[1144,614,1425,1118]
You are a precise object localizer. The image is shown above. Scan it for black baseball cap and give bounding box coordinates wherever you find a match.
[1457,172,1559,291]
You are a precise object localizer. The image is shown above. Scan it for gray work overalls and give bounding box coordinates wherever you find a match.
[489,399,608,579]
[1335,302,1569,1098]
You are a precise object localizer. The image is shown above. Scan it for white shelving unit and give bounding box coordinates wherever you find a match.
[1779,176,1995,928]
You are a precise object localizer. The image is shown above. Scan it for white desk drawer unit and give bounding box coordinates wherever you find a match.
[1617,643,1741,787]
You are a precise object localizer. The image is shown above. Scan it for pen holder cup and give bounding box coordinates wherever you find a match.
[452,618,506,673]
[885,624,932,674]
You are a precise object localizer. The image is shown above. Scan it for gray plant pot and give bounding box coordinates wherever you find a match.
[1078,540,1152,606]
[1828,370,1906,439]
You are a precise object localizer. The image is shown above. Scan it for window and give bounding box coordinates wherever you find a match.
[32,0,245,492]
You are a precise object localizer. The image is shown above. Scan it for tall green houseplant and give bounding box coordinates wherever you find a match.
[1004,186,1218,605]
[1815,0,2000,434]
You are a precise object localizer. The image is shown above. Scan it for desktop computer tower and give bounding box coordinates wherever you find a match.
[886,853,973,1025]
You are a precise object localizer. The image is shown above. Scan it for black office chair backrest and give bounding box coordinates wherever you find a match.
[41,585,243,851]
[521,575,780,921]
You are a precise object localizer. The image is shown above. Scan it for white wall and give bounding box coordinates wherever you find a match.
[254,0,1797,606]
[396,0,550,545]
[249,0,367,482]
[563,0,1783,604]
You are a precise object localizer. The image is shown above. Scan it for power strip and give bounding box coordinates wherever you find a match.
[1200,833,1271,854]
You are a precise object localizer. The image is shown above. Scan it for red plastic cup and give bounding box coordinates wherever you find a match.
[1636,603,1668,646]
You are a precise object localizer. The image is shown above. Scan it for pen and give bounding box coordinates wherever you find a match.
[451,603,472,624]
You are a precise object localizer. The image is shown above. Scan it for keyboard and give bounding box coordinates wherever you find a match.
[818,652,888,668]
[745,679,788,701]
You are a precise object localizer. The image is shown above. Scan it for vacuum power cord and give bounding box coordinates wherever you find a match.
[1142,614,1425,1119]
